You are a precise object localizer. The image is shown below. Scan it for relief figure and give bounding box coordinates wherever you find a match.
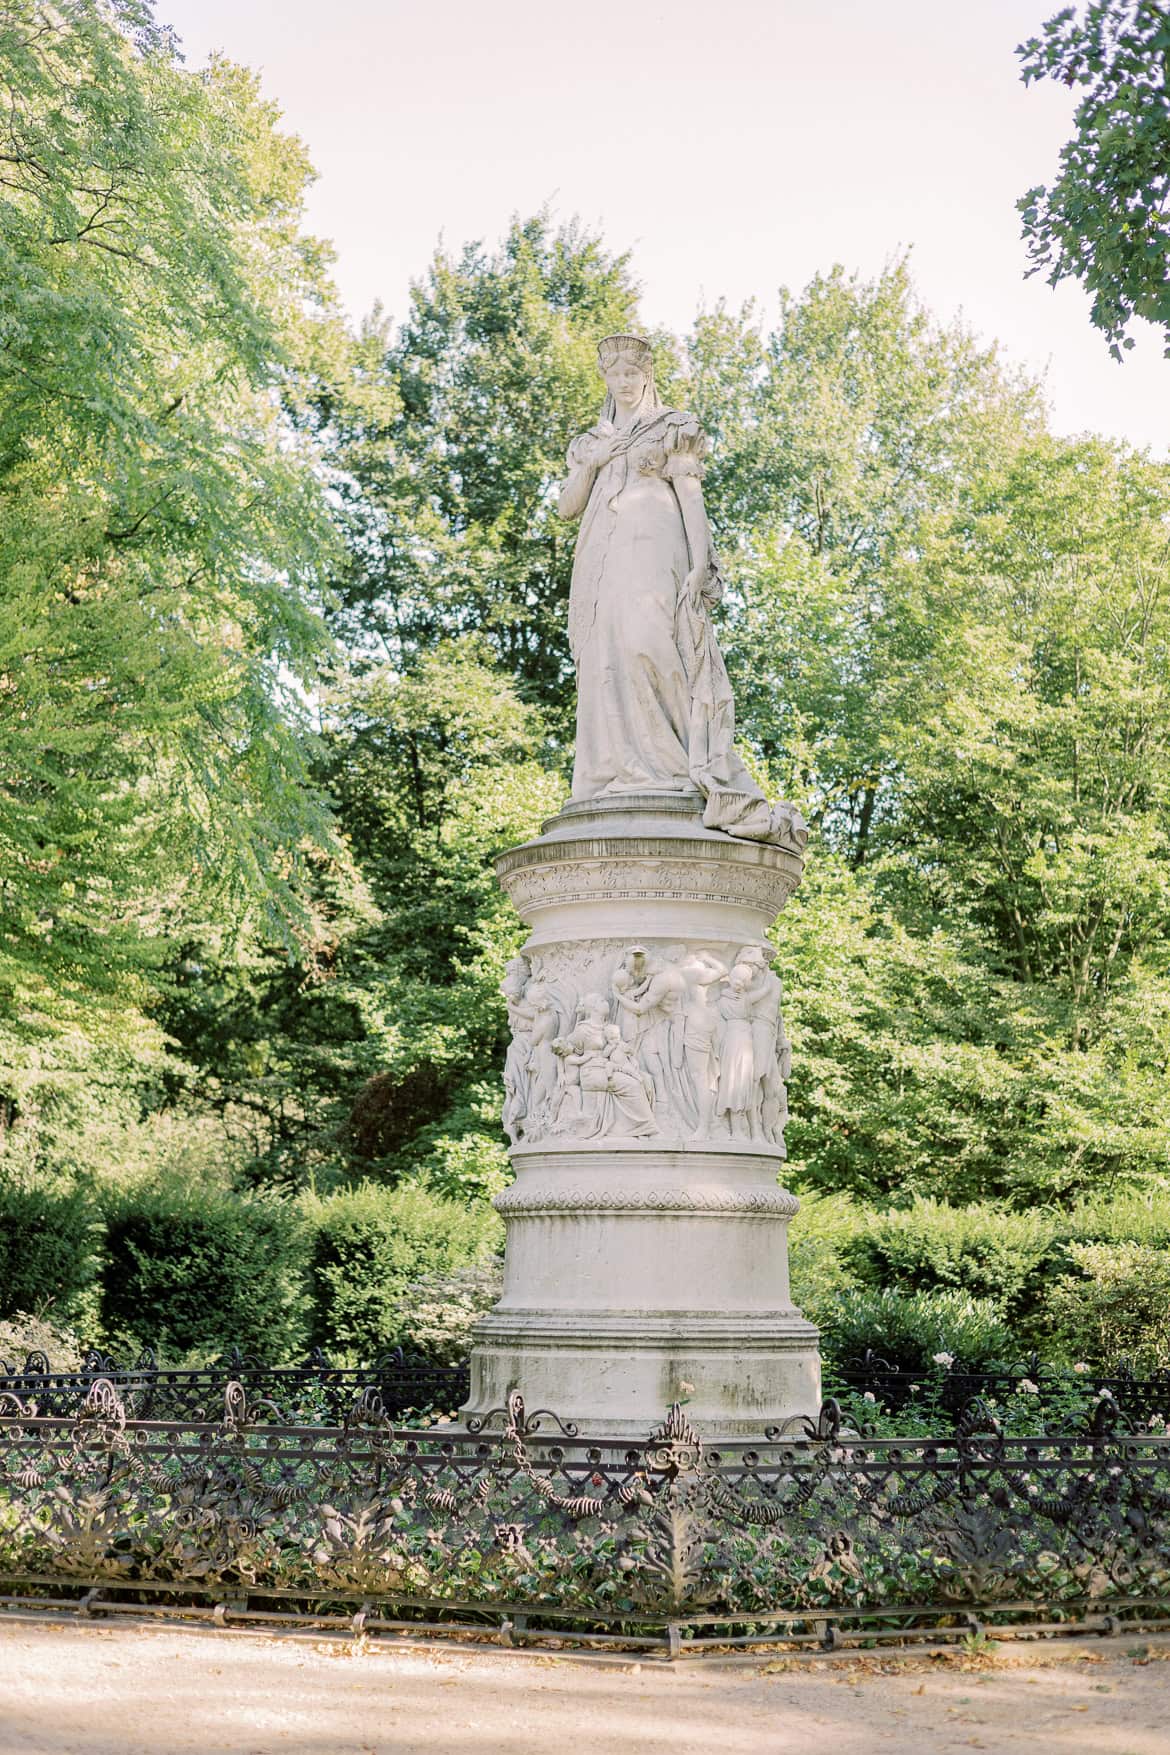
[715,962,760,1142]
[500,956,534,1146]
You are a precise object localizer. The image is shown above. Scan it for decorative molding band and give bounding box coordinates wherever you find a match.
[495,1185,800,1218]
[497,853,801,917]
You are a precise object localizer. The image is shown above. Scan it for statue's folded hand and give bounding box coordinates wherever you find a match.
[683,563,711,608]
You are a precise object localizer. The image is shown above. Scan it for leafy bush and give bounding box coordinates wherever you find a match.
[1048,1242,1170,1373]
[788,1188,866,1328]
[842,1200,1055,1320]
[820,1287,1016,1376]
[1066,1191,1170,1250]
[839,1194,1170,1352]
[304,1182,503,1360]
[405,1082,512,1203]
[100,1184,310,1362]
[394,1260,504,1366]
[0,1179,99,1325]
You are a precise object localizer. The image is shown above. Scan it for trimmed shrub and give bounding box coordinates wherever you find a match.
[0,1179,99,1324]
[100,1184,310,1362]
[1066,1192,1170,1251]
[304,1182,503,1360]
[820,1286,1016,1376]
[840,1193,1170,1354]
[1048,1241,1170,1373]
[841,1200,1056,1324]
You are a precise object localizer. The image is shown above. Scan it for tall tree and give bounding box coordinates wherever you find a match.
[1018,1,1170,357]
[0,2,343,1133]
[321,213,645,734]
[687,264,1043,863]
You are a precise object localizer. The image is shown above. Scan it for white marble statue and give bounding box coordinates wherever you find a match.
[557,333,806,848]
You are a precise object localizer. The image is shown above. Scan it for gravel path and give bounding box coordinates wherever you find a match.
[1,1620,1168,1754]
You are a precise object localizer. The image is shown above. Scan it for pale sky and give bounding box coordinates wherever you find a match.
[164,0,1169,454]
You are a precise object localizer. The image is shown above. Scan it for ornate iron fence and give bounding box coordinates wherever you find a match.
[0,1346,469,1426]
[831,1352,1170,1426]
[4,1347,1168,1432]
[1,1374,1168,1654]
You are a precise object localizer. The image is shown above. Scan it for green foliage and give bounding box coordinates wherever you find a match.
[0,0,344,1135]
[1049,1240,1170,1371]
[324,212,643,731]
[394,1260,504,1368]
[303,1182,503,1360]
[837,1194,1170,1352]
[786,1188,866,1328]
[843,1200,1060,1322]
[1018,1,1170,356]
[820,1287,1017,1376]
[157,641,559,1191]
[692,260,1042,856]
[2,5,1169,1376]
[0,1177,97,1324]
[0,1311,84,1371]
[100,1183,310,1361]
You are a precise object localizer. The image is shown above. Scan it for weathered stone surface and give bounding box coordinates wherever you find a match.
[465,802,821,1437]
[461,337,820,1437]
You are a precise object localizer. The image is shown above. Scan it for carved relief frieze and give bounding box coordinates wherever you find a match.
[500,939,793,1155]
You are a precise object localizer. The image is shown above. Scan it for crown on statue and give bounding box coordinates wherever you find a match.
[597,333,654,372]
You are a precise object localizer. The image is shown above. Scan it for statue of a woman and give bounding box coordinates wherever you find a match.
[557,334,806,848]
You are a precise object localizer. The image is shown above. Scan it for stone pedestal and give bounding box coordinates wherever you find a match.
[462,791,821,1438]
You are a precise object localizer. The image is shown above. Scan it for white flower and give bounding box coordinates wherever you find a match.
[1018,1378,1039,1395]
[1072,1362,1090,1374]
[863,1392,876,1404]
[932,1352,954,1368]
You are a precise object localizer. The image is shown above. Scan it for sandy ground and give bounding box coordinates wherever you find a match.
[0,1619,1168,1755]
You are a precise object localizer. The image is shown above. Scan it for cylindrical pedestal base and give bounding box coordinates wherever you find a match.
[465,795,820,1437]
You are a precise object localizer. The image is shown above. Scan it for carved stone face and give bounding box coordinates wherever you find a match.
[604,353,648,413]
[577,991,609,1023]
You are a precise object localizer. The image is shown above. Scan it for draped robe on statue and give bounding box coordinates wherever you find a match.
[564,408,787,844]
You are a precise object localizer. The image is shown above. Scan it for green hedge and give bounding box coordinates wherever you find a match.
[100,1184,310,1361]
[839,1195,1170,1349]
[304,1182,504,1360]
[0,1179,98,1324]
[1048,1241,1170,1373]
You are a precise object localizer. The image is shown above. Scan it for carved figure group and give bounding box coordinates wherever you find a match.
[500,943,790,1149]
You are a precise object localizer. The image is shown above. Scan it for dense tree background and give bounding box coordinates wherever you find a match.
[2,1,1168,1363]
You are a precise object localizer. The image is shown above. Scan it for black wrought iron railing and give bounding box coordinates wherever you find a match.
[1,1369,1168,1653]
[0,1345,469,1425]
[830,1351,1170,1425]
[3,1345,1167,1431]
